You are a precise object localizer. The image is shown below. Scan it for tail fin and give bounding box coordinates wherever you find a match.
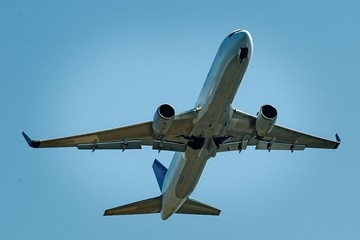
[104,159,221,218]
[152,159,167,191]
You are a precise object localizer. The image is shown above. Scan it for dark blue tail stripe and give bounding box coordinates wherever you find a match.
[152,159,168,191]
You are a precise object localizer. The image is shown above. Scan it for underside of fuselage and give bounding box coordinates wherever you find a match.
[159,30,253,219]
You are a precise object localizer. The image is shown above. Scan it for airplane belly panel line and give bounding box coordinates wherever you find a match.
[22,29,340,220]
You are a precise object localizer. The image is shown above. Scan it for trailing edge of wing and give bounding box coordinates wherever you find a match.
[77,140,142,150]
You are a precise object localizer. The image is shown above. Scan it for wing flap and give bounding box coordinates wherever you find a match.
[256,141,305,151]
[152,140,187,152]
[77,140,142,151]
[218,140,249,152]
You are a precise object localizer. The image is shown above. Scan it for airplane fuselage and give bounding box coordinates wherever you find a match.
[160,30,253,220]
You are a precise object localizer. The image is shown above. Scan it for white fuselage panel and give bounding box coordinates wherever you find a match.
[160,30,253,220]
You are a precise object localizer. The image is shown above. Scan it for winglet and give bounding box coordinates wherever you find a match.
[334,133,341,149]
[22,132,41,148]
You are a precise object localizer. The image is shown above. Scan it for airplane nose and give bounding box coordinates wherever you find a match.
[224,29,253,62]
[239,30,252,44]
[228,29,242,38]
[228,29,252,45]
[236,30,252,62]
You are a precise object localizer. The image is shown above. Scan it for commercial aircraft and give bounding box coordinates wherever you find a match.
[23,30,340,220]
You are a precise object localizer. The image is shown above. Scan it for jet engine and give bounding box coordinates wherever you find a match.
[152,104,175,136]
[255,104,277,137]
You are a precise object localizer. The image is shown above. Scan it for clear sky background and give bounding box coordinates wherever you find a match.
[1,0,359,239]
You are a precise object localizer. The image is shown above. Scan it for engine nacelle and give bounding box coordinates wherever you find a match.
[152,104,175,136]
[255,104,278,137]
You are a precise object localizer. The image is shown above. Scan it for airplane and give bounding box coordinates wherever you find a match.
[22,29,341,220]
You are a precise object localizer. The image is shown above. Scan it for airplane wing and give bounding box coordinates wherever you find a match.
[22,109,197,152]
[218,109,341,152]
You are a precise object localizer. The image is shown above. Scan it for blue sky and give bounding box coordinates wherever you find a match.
[1,0,359,239]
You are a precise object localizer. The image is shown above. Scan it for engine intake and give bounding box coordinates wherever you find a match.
[255,104,277,137]
[152,104,175,136]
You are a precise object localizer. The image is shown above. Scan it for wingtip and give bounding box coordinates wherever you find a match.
[22,132,40,148]
[103,209,113,216]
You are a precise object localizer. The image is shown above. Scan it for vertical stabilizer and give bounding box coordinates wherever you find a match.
[152,159,168,191]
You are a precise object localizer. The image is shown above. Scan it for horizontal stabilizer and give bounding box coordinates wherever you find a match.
[176,198,221,216]
[104,196,162,216]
